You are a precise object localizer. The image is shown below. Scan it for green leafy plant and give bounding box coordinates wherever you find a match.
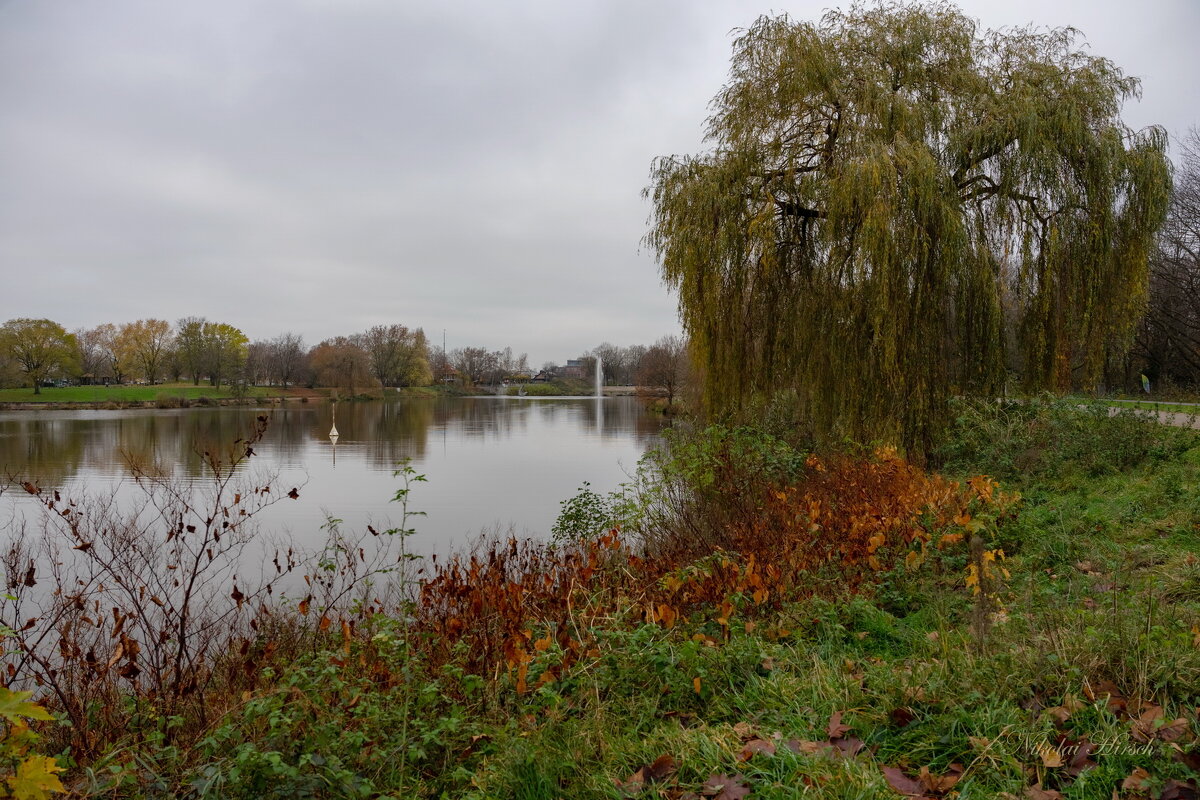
[0,688,64,799]
[550,482,618,544]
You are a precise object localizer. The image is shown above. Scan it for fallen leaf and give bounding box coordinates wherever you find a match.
[918,763,963,794]
[1043,706,1072,727]
[1172,747,1200,771]
[1132,705,1165,743]
[1083,679,1122,704]
[1161,778,1200,800]
[827,711,851,739]
[1121,767,1151,791]
[1157,718,1190,743]
[1061,694,1085,712]
[832,737,865,756]
[880,766,925,796]
[785,739,836,757]
[739,739,776,761]
[614,772,644,795]
[890,707,916,728]
[1023,786,1064,800]
[1062,737,1096,777]
[643,754,677,782]
[1019,695,1046,713]
[1038,744,1064,768]
[699,773,751,799]
[904,686,930,702]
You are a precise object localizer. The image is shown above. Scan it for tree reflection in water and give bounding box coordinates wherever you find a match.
[0,397,666,557]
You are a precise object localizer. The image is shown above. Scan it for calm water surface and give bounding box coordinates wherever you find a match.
[0,397,666,556]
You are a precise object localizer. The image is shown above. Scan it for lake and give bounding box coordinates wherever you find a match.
[0,396,667,557]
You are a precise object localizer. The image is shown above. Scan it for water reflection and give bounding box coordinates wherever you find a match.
[0,397,665,555]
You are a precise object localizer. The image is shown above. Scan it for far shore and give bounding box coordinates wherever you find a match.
[0,382,652,411]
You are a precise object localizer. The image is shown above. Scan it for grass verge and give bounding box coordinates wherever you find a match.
[0,383,275,404]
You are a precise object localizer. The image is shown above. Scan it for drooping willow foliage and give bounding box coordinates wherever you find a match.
[646,3,1171,460]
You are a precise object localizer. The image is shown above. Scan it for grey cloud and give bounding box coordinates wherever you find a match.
[1,0,1196,363]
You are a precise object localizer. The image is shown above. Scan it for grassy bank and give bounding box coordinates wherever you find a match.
[389,384,476,398]
[502,379,597,396]
[0,383,480,407]
[5,401,1200,798]
[0,383,275,404]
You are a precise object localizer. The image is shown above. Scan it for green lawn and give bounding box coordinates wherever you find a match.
[1105,398,1200,415]
[0,383,275,403]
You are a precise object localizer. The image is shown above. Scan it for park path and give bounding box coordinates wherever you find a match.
[1107,405,1200,430]
[1153,410,1200,429]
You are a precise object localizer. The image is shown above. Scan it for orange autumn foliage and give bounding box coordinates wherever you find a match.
[415,448,1014,691]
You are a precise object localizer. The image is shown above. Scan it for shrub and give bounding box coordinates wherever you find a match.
[154,392,185,409]
[618,424,808,550]
[550,482,619,544]
[936,397,1196,481]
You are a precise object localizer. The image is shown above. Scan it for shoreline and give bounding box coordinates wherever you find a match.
[0,384,651,411]
[0,396,292,412]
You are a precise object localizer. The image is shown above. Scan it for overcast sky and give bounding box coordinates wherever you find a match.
[1,1,1197,366]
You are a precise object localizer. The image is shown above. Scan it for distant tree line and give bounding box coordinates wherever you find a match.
[427,338,689,400]
[0,316,691,399]
[0,318,435,395]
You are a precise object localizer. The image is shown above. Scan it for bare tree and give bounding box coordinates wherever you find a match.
[91,323,129,384]
[268,332,306,387]
[450,346,496,386]
[636,335,688,406]
[244,340,272,386]
[590,342,625,385]
[73,326,108,383]
[1132,128,1200,389]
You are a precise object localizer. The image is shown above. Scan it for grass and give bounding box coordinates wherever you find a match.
[1103,398,1200,415]
[389,384,475,398]
[503,379,597,396]
[0,383,275,403]
[15,400,1200,798]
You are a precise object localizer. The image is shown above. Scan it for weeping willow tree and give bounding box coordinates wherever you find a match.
[646,3,1171,460]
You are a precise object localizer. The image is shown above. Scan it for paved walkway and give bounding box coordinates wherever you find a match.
[1152,410,1200,429]
[1106,405,1200,430]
